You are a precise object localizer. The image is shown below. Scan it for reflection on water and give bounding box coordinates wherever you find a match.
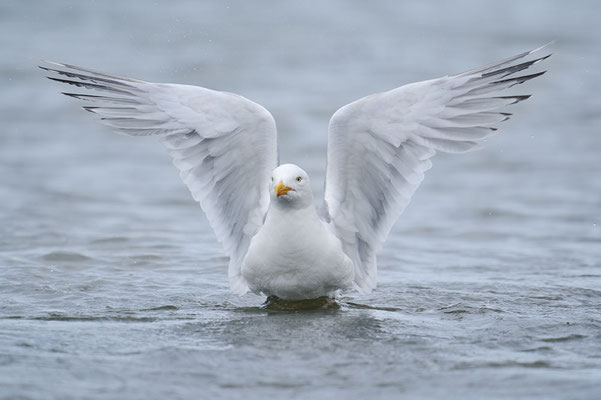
[1,0,601,399]
[261,296,340,311]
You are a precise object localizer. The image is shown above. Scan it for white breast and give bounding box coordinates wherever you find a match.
[241,204,354,300]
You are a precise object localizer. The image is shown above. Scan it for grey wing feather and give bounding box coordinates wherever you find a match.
[322,45,551,293]
[43,61,278,294]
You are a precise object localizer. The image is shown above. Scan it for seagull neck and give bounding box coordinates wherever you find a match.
[269,200,318,220]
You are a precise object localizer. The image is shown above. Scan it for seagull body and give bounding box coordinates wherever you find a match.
[242,164,354,299]
[42,45,550,300]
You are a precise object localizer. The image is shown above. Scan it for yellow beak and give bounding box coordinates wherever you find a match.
[275,180,295,197]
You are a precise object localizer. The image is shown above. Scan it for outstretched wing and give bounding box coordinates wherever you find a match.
[42,61,278,294]
[321,45,550,293]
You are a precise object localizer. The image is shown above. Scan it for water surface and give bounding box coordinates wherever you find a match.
[1,1,600,399]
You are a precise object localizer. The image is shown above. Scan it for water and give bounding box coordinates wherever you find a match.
[1,1,601,399]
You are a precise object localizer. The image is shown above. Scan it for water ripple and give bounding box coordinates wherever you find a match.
[40,251,93,262]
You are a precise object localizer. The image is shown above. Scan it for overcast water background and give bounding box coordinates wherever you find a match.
[1,1,601,399]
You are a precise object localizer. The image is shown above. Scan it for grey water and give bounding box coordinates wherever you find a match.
[1,1,601,399]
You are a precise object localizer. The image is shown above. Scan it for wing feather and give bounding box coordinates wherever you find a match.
[43,62,278,294]
[322,45,550,293]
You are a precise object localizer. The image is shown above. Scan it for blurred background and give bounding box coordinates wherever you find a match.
[1,1,600,399]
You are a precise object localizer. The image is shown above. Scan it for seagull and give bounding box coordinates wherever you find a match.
[42,45,550,301]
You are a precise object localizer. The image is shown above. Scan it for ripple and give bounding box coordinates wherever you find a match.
[141,305,179,311]
[90,236,131,245]
[438,303,504,314]
[41,251,92,262]
[128,254,163,262]
[344,302,401,312]
[487,360,554,369]
[27,313,157,322]
[520,346,553,352]
[530,294,565,301]
[541,334,587,343]
[453,360,555,370]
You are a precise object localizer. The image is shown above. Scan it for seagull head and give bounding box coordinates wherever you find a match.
[270,164,312,208]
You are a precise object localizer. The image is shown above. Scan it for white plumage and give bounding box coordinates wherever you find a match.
[242,164,354,300]
[42,44,550,300]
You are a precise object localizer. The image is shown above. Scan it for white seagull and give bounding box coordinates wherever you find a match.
[42,45,550,301]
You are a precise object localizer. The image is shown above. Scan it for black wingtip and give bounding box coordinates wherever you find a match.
[47,76,73,84]
[539,53,552,62]
[61,92,81,99]
[510,70,547,81]
[509,95,532,104]
[455,43,553,78]
[490,95,532,105]
[482,54,551,79]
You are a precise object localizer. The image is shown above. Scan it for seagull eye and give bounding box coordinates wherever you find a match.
[296,176,302,182]
[271,177,274,182]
